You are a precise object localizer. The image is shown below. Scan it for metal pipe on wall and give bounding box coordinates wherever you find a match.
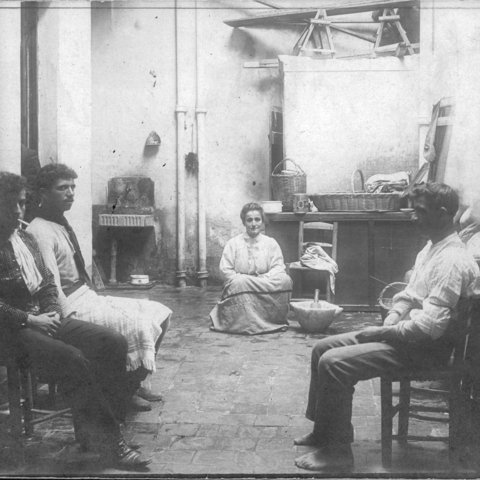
[196,107,208,287]
[175,0,187,288]
[175,105,187,288]
[195,0,208,287]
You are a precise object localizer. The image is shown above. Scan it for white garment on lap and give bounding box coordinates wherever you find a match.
[27,217,172,372]
[68,287,171,372]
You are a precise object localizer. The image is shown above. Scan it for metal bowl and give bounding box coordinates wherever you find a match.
[130,275,149,285]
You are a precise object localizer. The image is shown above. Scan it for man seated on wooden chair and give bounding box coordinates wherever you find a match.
[27,164,172,412]
[294,182,480,472]
[0,172,151,469]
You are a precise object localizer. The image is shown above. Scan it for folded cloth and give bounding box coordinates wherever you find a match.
[290,243,339,293]
[364,172,410,193]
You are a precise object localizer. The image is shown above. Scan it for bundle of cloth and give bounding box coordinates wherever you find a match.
[289,243,339,293]
[364,171,410,193]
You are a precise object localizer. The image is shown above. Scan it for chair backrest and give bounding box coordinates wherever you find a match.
[462,297,480,396]
[298,221,338,260]
[451,298,473,371]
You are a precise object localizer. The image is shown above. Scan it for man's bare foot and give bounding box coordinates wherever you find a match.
[295,447,330,470]
[295,445,353,472]
[293,432,322,446]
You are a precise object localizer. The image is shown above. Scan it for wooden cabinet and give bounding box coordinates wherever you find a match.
[265,212,424,311]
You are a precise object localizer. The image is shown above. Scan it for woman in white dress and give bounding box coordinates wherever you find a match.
[210,203,293,335]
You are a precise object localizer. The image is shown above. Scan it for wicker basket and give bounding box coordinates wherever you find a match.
[310,170,401,212]
[271,159,307,212]
[378,282,407,321]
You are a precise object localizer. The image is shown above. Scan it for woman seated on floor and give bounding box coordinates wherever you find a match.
[210,202,293,335]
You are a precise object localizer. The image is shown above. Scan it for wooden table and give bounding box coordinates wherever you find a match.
[265,211,423,311]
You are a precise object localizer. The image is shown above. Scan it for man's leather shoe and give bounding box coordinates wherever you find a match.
[110,439,151,469]
[137,387,163,402]
[128,440,143,450]
[128,394,152,411]
[81,439,143,453]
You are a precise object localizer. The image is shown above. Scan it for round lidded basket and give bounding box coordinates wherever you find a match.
[271,158,306,212]
[378,282,407,321]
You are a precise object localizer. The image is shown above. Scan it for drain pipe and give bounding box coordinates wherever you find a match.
[195,0,208,287]
[196,107,208,287]
[175,106,187,287]
[175,0,187,287]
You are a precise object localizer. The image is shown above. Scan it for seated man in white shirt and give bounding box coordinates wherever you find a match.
[27,164,172,413]
[294,182,480,472]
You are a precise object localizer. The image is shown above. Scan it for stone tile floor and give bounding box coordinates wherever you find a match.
[0,285,479,477]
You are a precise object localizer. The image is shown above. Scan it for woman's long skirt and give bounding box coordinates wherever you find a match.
[210,273,293,335]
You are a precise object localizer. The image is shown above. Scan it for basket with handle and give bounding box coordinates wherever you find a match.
[310,170,401,212]
[271,159,307,212]
[378,282,408,321]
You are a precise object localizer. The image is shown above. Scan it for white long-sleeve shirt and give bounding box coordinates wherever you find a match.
[27,217,85,316]
[219,233,286,282]
[391,233,480,340]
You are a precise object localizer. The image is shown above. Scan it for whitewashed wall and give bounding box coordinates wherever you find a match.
[281,55,419,194]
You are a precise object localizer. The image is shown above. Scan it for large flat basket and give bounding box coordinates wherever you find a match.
[310,169,402,212]
[310,192,401,212]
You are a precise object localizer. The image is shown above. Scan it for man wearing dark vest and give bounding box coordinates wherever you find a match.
[0,171,150,469]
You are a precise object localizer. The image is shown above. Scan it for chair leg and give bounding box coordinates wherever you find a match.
[448,378,467,465]
[326,278,332,303]
[30,374,39,408]
[298,274,304,299]
[22,371,34,438]
[6,364,25,467]
[6,365,22,438]
[381,377,393,468]
[48,382,56,407]
[398,380,410,443]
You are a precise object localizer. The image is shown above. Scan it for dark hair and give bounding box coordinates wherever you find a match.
[409,182,459,216]
[240,202,265,224]
[0,172,27,203]
[35,163,78,192]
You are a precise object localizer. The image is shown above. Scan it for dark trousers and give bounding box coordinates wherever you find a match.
[306,331,452,445]
[4,317,128,447]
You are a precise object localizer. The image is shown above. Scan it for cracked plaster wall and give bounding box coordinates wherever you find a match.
[90,1,290,284]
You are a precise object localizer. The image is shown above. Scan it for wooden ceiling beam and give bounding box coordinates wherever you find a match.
[224,0,418,28]
[252,0,281,9]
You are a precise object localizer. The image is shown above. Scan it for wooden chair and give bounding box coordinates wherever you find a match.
[380,297,480,468]
[0,359,71,466]
[287,221,338,303]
